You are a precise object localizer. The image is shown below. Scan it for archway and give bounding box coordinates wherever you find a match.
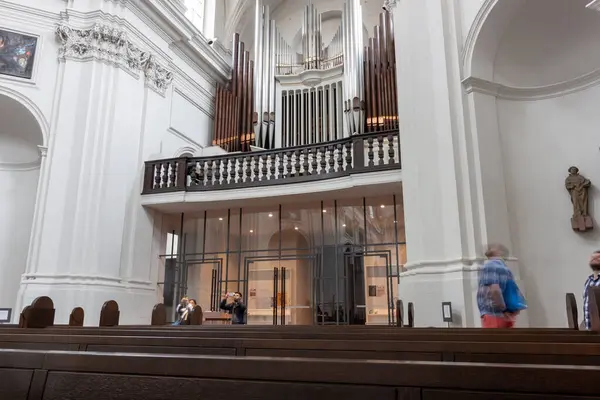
[0,93,44,317]
[264,229,313,325]
[464,0,600,327]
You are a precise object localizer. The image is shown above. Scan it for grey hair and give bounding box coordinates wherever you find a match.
[485,243,510,258]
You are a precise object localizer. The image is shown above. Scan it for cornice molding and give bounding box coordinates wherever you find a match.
[172,73,214,117]
[0,1,60,29]
[55,22,174,96]
[461,0,497,77]
[463,69,600,101]
[137,0,230,83]
[0,159,41,172]
[587,0,600,12]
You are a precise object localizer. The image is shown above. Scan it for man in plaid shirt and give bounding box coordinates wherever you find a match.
[477,244,519,328]
[583,250,600,330]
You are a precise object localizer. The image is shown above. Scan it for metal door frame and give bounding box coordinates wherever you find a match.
[245,254,318,325]
[342,248,396,325]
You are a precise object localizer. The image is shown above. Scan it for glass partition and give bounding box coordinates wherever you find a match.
[159,195,406,325]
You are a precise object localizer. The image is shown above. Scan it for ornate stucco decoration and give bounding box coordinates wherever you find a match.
[144,55,174,94]
[55,23,173,95]
[383,0,398,12]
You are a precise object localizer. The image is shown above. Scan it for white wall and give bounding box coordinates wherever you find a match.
[0,0,225,324]
[498,88,600,327]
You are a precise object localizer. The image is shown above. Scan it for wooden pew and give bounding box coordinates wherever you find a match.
[1,348,599,400]
[566,292,579,330]
[1,325,596,343]
[2,331,600,365]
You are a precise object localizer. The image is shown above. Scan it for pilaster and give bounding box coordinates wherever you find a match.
[392,0,523,327]
[18,20,174,324]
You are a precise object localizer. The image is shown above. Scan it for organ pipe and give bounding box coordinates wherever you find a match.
[364,11,398,132]
[212,33,254,152]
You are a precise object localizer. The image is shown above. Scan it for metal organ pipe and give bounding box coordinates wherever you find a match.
[363,10,398,133]
[253,1,263,148]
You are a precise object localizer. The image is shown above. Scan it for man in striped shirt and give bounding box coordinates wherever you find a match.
[583,250,600,330]
[477,244,519,328]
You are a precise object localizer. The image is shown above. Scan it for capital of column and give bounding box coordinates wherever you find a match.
[383,0,398,12]
[587,0,600,12]
[37,145,48,158]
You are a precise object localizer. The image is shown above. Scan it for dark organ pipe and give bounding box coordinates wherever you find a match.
[364,11,398,133]
[212,33,255,152]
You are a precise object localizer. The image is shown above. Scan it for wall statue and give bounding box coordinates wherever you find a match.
[565,166,593,232]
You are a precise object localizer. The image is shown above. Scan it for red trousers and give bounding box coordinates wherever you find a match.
[481,314,515,328]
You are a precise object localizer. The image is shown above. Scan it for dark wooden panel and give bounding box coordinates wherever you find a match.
[42,372,396,400]
[27,369,48,400]
[423,389,600,400]
[246,348,442,361]
[397,387,422,400]
[86,344,236,356]
[0,368,33,400]
[454,352,600,366]
[0,342,75,351]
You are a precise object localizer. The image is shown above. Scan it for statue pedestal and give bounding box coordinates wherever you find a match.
[571,216,594,232]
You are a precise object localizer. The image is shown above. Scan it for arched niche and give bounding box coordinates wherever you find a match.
[463,0,600,327]
[0,93,44,318]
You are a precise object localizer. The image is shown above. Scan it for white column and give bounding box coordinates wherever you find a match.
[389,0,525,327]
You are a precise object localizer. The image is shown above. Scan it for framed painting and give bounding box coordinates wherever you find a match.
[0,28,38,80]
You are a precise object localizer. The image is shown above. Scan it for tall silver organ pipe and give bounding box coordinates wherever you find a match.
[253,1,264,148]
[301,2,323,70]
[342,0,365,136]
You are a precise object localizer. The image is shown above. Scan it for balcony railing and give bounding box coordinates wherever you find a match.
[142,130,401,194]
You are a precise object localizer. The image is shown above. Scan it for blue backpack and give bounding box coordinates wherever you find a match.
[503,279,527,312]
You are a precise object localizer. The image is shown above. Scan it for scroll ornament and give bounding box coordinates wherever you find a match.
[55,23,173,95]
[565,166,594,232]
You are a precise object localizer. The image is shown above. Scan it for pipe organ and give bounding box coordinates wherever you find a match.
[213,33,255,152]
[212,1,398,153]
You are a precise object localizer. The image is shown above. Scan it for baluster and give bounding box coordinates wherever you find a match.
[387,133,395,164]
[197,161,205,186]
[269,154,276,180]
[206,160,214,186]
[252,155,259,182]
[319,146,327,174]
[287,152,293,177]
[328,145,335,173]
[310,148,318,175]
[261,154,267,181]
[222,158,230,185]
[161,162,169,188]
[169,161,177,187]
[277,153,285,179]
[238,157,245,184]
[302,149,309,175]
[336,144,343,172]
[214,159,221,186]
[367,137,375,167]
[244,156,251,183]
[344,141,352,171]
[153,164,161,189]
[293,150,300,176]
[377,135,385,165]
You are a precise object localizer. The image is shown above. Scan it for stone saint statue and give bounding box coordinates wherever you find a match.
[565,166,593,232]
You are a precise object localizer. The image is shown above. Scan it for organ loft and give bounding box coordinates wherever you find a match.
[213,0,398,153]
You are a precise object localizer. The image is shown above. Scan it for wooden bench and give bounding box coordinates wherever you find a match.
[2,330,600,365]
[1,348,599,400]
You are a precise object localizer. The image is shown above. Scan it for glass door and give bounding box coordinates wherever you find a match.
[246,256,315,325]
